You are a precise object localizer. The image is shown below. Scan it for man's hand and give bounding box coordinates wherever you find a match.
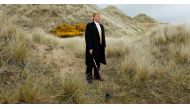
[89,49,93,54]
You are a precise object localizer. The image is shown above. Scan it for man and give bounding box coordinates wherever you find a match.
[85,12,106,84]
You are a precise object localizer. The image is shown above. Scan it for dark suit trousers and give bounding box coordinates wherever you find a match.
[86,61,100,80]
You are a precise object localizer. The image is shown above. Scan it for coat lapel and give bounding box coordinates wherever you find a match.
[92,21,103,40]
[92,21,100,40]
[92,22,99,35]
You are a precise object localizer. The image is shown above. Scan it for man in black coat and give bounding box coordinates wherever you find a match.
[85,12,106,84]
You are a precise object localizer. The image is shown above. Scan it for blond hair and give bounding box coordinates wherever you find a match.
[92,12,101,20]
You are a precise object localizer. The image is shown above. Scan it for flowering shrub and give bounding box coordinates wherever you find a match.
[50,23,86,38]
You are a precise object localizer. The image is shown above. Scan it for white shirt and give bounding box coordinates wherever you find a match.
[94,21,102,44]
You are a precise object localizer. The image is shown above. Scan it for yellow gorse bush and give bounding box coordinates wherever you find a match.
[50,23,86,38]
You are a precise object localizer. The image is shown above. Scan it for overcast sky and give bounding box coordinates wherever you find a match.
[97,4,190,24]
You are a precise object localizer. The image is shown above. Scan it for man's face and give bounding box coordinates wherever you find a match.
[94,14,101,23]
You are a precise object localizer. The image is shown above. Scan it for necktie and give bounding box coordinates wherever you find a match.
[100,31,102,44]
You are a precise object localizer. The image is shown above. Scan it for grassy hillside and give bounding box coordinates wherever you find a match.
[116,24,190,103]
[134,14,157,23]
[0,4,158,37]
[0,5,189,103]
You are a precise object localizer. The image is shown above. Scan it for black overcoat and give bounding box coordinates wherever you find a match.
[85,21,106,66]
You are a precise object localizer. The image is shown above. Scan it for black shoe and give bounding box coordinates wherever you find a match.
[87,80,93,84]
[94,77,104,81]
[94,77,100,80]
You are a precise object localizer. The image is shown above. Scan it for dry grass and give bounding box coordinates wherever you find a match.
[0,16,103,104]
[149,24,190,64]
[0,16,31,68]
[115,24,190,103]
[0,4,158,37]
[32,28,62,48]
[60,37,85,58]
[133,14,157,23]
[106,37,128,58]
[1,23,189,103]
[0,5,189,104]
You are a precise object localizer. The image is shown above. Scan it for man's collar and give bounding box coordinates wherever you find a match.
[94,21,100,25]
